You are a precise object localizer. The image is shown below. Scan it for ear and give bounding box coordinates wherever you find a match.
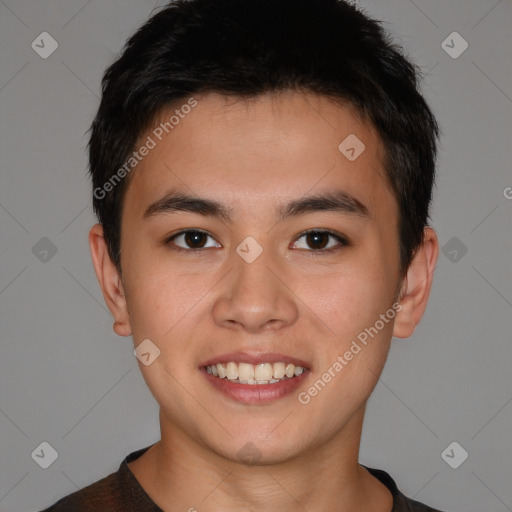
[393,227,439,338]
[88,223,132,337]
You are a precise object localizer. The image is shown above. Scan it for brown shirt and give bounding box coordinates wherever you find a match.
[40,444,445,512]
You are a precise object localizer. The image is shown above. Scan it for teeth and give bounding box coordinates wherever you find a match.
[273,362,285,379]
[254,363,273,381]
[226,362,238,380]
[238,363,254,381]
[207,361,307,384]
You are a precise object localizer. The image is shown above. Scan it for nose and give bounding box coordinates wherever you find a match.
[211,244,299,334]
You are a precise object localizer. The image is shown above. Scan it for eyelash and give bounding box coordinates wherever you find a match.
[163,229,348,256]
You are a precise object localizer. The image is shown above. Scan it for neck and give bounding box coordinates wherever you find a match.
[128,407,393,512]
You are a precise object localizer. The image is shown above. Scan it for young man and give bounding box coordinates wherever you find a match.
[41,0,444,510]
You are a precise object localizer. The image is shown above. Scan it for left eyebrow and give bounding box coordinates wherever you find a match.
[142,189,370,222]
[277,190,370,220]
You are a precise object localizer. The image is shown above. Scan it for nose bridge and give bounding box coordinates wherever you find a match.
[212,235,298,332]
[232,237,279,307]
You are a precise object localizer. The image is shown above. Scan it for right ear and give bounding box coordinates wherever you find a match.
[88,223,132,337]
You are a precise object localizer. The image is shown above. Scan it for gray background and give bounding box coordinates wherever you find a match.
[0,1,511,511]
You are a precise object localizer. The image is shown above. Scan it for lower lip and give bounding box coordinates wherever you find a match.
[201,368,310,404]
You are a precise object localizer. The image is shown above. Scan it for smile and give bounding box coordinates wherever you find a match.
[205,361,307,384]
[201,360,310,404]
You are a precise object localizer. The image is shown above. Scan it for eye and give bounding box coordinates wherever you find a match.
[165,230,221,251]
[164,229,348,254]
[292,230,348,254]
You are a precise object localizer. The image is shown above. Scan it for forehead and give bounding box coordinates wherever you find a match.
[123,91,394,221]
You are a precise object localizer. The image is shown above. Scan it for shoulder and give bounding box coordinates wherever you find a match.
[39,470,124,512]
[363,465,447,512]
[397,493,447,512]
[39,444,160,512]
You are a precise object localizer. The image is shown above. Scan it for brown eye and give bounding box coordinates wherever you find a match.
[166,230,220,251]
[292,230,348,253]
[306,232,329,249]
[183,231,208,249]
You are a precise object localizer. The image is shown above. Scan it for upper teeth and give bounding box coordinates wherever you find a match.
[205,362,306,384]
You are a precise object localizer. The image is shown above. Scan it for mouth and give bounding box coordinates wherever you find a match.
[199,353,311,404]
[204,361,307,384]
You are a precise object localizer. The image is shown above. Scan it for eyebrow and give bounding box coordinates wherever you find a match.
[142,189,370,222]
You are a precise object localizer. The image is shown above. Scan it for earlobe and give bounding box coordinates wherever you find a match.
[88,223,132,337]
[392,227,439,338]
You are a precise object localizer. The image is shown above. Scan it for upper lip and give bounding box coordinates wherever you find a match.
[200,352,311,370]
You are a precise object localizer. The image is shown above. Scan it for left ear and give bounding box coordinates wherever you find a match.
[393,227,439,338]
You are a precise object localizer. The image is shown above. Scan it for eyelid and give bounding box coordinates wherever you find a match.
[164,228,348,253]
[293,228,348,244]
[164,229,220,251]
[292,229,349,253]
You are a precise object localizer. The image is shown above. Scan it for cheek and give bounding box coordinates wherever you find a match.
[125,265,207,341]
[120,234,220,373]
[308,264,395,337]
[298,275,395,423]
[302,262,397,401]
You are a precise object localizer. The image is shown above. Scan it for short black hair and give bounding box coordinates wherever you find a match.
[88,0,439,277]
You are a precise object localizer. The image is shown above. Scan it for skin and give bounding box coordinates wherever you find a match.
[89,91,438,512]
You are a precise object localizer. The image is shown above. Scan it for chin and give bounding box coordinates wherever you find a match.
[204,426,310,467]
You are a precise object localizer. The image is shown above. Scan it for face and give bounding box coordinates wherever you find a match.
[114,91,403,463]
